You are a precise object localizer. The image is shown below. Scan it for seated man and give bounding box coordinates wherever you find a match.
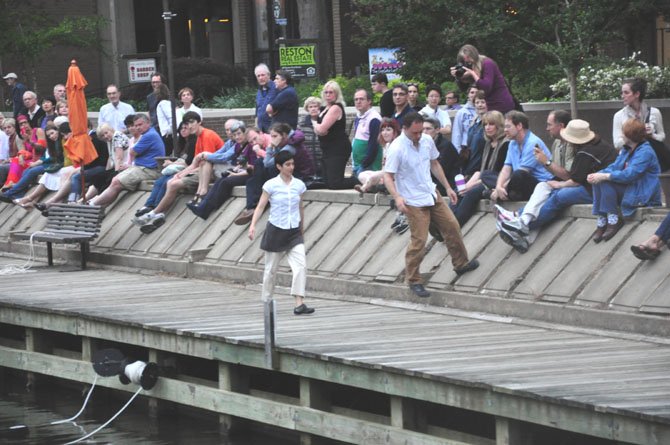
[491,111,553,203]
[496,119,617,252]
[135,111,223,233]
[88,114,165,207]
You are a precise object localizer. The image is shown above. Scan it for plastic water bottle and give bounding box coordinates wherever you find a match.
[455,174,466,193]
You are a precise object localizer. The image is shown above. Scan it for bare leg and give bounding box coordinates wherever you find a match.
[197,163,213,196]
[89,178,123,207]
[153,177,185,214]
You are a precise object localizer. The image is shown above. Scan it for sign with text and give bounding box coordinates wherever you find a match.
[368,48,404,80]
[128,59,156,83]
[279,44,317,79]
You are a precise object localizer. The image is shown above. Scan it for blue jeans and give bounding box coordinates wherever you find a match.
[591,182,627,216]
[144,174,173,208]
[529,185,593,230]
[451,184,485,227]
[70,165,107,198]
[655,212,670,244]
[3,164,45,199]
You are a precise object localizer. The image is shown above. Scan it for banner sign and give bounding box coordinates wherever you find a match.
[128,59,156,83]
[279,45,317,79]
[368,48,404,80]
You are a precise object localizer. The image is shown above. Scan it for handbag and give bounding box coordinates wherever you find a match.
[161,163,186,176]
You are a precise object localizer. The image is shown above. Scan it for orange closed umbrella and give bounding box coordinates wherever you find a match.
[63,60,98,166]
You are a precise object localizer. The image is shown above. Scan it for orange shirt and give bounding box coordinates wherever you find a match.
[195,128,223,156]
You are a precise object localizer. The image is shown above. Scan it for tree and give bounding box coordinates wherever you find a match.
[351,0,670,116]
[0,0,106,92]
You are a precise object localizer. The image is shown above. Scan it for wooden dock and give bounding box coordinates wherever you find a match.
[1,257,669,444]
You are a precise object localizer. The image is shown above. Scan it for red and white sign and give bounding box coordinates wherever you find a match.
[128,59,156,84]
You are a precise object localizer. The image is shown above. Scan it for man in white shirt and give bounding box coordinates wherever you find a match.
[99,84,135,131]
[384,111,479,298]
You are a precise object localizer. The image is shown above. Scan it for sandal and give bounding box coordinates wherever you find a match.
[188,194,201,206]
[631,244,661,261]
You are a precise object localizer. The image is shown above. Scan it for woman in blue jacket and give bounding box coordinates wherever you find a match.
[588,118,661,242]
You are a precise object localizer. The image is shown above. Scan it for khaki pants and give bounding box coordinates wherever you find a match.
[262,244,306,301]
[404,193,468,284]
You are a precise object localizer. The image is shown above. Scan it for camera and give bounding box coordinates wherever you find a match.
[236,155,248,168]
[454,62,472,78]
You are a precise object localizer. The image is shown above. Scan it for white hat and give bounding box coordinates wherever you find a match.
[3,72,18,80]
[560,119,595,145]
[53,116,69,127]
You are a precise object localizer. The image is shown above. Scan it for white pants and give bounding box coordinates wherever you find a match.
[522,182,553,221]
[262,243,306,301]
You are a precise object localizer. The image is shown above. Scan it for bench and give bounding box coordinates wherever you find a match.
[13,203,104,269]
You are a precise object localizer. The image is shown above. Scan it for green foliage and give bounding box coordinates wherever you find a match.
[204,87,257,109]
[350,0,670,111]
[0,1,107,90]
[551,53,670,101]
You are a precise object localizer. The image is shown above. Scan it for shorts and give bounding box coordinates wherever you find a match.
[117,166,161,190]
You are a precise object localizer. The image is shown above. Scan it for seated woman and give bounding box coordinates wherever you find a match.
[14,123,67,207]
[355,118,400,193]
[0,118,24,188]
[631,212,670,260]
[186,125,258,220]
[451,110,509,226]
[0,114,47,199]
[588,118,662,242]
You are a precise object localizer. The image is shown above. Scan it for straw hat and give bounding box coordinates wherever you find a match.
[560,119,595,144]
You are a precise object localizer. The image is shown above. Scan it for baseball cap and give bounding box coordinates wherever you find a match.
[3,73,18,80]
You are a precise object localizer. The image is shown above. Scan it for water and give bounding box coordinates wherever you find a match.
[0,373,298,445]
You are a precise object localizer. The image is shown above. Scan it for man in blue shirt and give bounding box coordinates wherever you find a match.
[491,111,552,202]
[255,64,276,133]
[90,114,165,207]
[266,70,298,129]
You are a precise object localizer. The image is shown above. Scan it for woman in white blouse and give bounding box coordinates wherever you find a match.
[612,77,665,150]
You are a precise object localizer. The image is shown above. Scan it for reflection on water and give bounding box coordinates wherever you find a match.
[0,373,297,444]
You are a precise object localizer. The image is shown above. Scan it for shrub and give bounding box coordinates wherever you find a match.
[550,53,670,101]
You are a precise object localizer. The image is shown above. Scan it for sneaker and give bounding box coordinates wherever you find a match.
[395,223,409,235]
[501,218,529,237]
[498,223,529,253]
[454,259,480,276]
[140,213,166,234]
[293,304,315,315]
[234,208,255,226]
[409,283,430,298]
[390,215,402,229]
[493,204,517,223]
[135,206,154,218]
[132,212,154,226]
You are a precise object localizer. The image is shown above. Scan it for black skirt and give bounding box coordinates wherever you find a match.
[260,222,304,252]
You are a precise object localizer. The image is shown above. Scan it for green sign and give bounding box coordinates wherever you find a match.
[280,45,316,66]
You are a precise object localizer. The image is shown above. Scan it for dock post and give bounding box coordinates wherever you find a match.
[299,377,331,445]
[496,417,524,445]
[390,396,423,431]
[264,299,278,370]
[219,362,250,437]
[25,328,50,390]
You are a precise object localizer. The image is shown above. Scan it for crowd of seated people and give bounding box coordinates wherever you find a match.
[1,66,668,268]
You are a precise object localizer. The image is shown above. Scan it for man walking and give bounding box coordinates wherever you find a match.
[384,112,479,298]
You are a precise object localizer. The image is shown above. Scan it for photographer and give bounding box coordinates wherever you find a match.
[450,44,515,114]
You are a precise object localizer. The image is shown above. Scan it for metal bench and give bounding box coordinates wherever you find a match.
[14,203,104,269]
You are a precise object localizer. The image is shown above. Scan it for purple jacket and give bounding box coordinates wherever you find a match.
[475,57,515,114]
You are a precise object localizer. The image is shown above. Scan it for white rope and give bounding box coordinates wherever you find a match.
[50,375,98,425]
[0,232,45,275]
[63,386,143,445]
[8,375,98,431]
